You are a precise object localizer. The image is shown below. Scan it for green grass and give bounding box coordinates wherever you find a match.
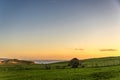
[1,56,120,80]
[0,65,120,80]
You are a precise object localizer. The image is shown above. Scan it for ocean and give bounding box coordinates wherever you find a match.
[33,60,65,64]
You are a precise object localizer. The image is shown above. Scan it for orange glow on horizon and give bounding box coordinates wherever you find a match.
[1,46,120,60]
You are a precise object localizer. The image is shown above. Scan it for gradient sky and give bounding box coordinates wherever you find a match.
[0,0,120,60]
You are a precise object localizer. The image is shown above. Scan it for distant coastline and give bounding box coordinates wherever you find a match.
[0,58,66,64]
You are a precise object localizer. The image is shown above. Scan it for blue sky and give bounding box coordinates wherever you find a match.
[0,0,120,60]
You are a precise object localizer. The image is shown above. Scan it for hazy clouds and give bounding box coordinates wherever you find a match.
[99,49,118,52]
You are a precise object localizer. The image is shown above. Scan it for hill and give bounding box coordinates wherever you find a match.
[52,56,120,68]
[0,59,34,65]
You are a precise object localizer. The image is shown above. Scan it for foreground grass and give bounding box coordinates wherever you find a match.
[1,57,120,80]
[0,64,120,80]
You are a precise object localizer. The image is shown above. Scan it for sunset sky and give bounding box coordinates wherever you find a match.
[0,0,120,60]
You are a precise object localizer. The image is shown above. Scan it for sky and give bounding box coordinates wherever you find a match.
[0,0,120,60]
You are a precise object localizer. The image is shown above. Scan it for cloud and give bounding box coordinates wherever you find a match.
[75,48,84,51]
[100,49,118,52]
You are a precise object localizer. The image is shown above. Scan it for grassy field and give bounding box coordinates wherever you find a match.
[1,57,120,80]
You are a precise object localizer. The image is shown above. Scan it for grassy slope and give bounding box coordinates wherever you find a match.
[1,56,120,80]
[52,56,120,67]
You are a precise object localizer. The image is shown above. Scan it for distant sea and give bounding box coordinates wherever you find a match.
[33,60,66,64]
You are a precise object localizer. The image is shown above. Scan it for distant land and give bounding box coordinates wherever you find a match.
[0,58,34,64]
[1,56,120,64]
[0,58,66,64]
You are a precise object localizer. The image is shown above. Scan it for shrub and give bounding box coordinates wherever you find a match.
[44,64,51,70]
[68,58,80,68]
